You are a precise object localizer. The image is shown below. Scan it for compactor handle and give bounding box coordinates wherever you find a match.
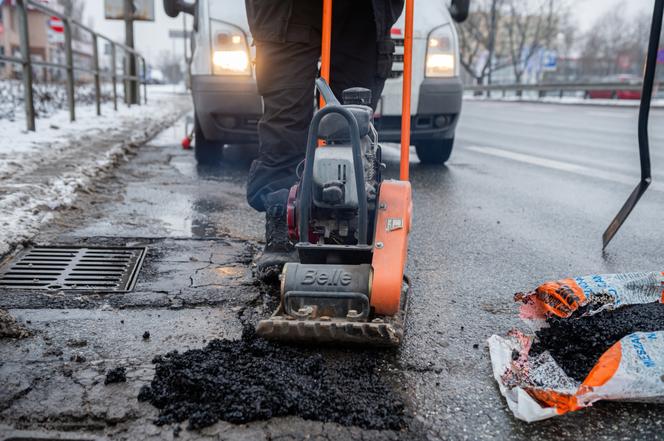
[318,0,414,182]
[399,0,414,181]
[315,78,340,106]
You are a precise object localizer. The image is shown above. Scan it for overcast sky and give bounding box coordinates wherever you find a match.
[83,0,654,66]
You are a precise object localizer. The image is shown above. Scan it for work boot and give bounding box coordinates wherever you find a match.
[254,189,298,284]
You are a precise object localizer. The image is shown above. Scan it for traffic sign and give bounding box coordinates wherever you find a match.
[104,0,155,21]
[658,48,664,64]
[48,16,64,33]
[541,50,557,72]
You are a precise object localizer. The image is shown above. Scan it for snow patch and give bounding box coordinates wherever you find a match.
[464,93,664,108]
[0,88,191,257]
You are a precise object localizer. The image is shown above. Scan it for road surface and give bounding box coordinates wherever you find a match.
[1,100,664,440]
[398,100,664,439]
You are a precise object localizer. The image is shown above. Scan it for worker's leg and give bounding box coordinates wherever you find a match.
[247,1,322,281]
[329,0,394,110]
[247,41,320,213]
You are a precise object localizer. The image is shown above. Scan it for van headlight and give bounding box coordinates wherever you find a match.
[425,25,456,77]
[211,21,250,75]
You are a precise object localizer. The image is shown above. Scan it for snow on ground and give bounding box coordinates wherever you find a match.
[464,93,664,107]
[0,86,191,257]
[0,80,117,121]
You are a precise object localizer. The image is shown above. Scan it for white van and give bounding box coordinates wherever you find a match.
[164,0,464,164]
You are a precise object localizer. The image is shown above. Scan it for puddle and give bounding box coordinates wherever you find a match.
[214,266,244,278]
[192,198,229,214]
[191,217,224,238]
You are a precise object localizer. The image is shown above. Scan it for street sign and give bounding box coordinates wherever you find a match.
[658,48,664,64]
[48,28,65,43]
[104,0,155,21]
[48,16,64,33]
[541,50,557,72]
[168,29,192,39]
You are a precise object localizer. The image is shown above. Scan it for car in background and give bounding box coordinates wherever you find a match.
[163,0,464,165]
[585,74,642,100]
[147,68,166,85]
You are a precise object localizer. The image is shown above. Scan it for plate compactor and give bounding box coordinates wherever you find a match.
[256,0,417,347]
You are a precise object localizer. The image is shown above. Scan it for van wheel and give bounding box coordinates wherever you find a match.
[415,138,454,164]
[194,115,224,164]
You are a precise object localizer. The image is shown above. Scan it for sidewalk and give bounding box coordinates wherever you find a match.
[0,88,191,257]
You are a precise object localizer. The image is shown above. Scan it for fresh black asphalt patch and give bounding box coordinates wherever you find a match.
[105,366,127,385]
[531,302,664,381]
[138,327,405,431]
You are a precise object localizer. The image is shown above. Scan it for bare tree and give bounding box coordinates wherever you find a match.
[457,0,504,85]
[578,10,656,79]
[57,0,87,40]
[503,0,562,85]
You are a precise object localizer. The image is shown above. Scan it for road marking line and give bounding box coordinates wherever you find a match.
[467,145,663,192]
[585,110,634,118]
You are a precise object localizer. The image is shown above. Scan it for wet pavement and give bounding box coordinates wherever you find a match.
[2,101,664,440]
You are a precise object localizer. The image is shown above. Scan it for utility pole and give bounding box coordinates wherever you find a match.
[487,0,499,96]
[182,14,188,63]
[183,13,189,89]
[124,0,138,104]
[16,0,35,130]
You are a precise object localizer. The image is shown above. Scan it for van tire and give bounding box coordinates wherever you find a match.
[416,138,454,164]
[194,115,224,165]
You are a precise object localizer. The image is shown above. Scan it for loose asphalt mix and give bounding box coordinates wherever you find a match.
[531,303,664,382]
[138,326,406,431]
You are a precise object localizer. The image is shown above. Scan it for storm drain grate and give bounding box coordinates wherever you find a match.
[0,246,147,292]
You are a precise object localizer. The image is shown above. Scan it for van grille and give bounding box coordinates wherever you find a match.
[389,38,404,79]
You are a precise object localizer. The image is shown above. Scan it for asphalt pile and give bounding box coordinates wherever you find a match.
[138,327,405,431]
[531,302,664,382]
[105,367,127,385]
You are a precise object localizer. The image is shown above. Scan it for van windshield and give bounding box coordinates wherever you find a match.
[208,2,245,20]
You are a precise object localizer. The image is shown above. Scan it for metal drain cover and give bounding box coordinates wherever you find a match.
[0,246,146,292]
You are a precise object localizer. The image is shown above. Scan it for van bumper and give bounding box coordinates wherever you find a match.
[191,75,262,143]
[375,77,463,143]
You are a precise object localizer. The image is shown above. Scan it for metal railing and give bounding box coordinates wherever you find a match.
[0,0,148,131]
[464,81,664,98]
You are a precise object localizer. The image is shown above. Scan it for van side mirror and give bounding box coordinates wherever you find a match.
[449,0,469,23]
[163,0,196,18]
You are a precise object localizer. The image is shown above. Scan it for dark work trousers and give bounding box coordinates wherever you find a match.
[246,0,392,212]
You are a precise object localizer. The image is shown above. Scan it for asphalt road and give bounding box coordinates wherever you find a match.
[2,100,664,440]
[396,100,664,439]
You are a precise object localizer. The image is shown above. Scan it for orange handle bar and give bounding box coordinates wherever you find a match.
[319,0,333,109]
[400,0,413,181]
[319,0,413,182]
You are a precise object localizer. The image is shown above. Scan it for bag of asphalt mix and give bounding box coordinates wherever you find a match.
[488,271,664,422]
